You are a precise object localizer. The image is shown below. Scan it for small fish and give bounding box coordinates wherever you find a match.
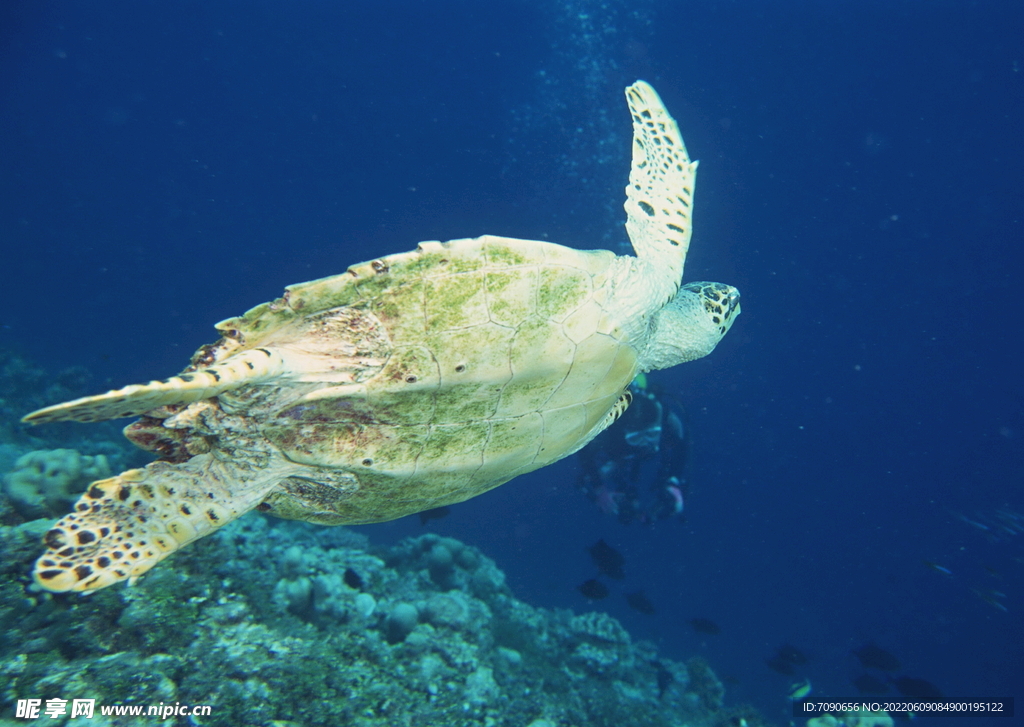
[765,655,796,675]
[995,508,1024,529]
[418,506,451,525]
[689,617,721,635]
[852,643,901,672]
[787,678,812,701]
[588,538,625,580]
[923,560,953,576]
[577,578,609,600]
[892,676,943,701]
[343,568,364,590]
[972,587,1009,612]
[954,513,991,531]
[853,674,889,694]
[981,564,1001,578]
[626,589,656,615]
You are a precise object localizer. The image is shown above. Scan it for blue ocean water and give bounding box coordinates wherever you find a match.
[1,0,1021,723]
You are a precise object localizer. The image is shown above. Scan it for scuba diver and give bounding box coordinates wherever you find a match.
[577,373,691,525]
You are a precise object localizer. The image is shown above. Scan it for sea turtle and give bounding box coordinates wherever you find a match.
[24,81,740,593]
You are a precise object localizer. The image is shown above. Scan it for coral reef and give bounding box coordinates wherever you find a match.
[3,449,111,519]
[0,515,766,726]
[0,348,144,526]
[807,711,894,727]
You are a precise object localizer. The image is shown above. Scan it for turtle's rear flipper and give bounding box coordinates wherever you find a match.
[33,454,276,593]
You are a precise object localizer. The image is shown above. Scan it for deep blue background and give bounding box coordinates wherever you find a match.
[2,1,1022,722]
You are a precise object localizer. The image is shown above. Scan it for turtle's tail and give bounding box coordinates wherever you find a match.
[32,454,272,593]
[22,348,287,425]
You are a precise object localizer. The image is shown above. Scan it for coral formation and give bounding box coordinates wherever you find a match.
[0,516,765,726]
[3,448,111,518]
[0,347,143,526]
[807,711,894,727]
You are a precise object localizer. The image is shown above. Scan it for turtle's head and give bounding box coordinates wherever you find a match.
[684,281,741,339]
[640,281,741,371]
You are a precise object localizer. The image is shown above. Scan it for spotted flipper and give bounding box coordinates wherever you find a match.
[569,390,634,458]
[623,80,698,291]
[32,454,284,592]
[22,348,287,425]
[602,390,633,429]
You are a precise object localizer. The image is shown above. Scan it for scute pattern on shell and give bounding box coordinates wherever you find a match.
[243,235,638,524]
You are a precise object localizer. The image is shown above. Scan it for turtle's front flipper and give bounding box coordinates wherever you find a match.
[623,81,698,294]
[21,348,288,425]
[33,454,283,593]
